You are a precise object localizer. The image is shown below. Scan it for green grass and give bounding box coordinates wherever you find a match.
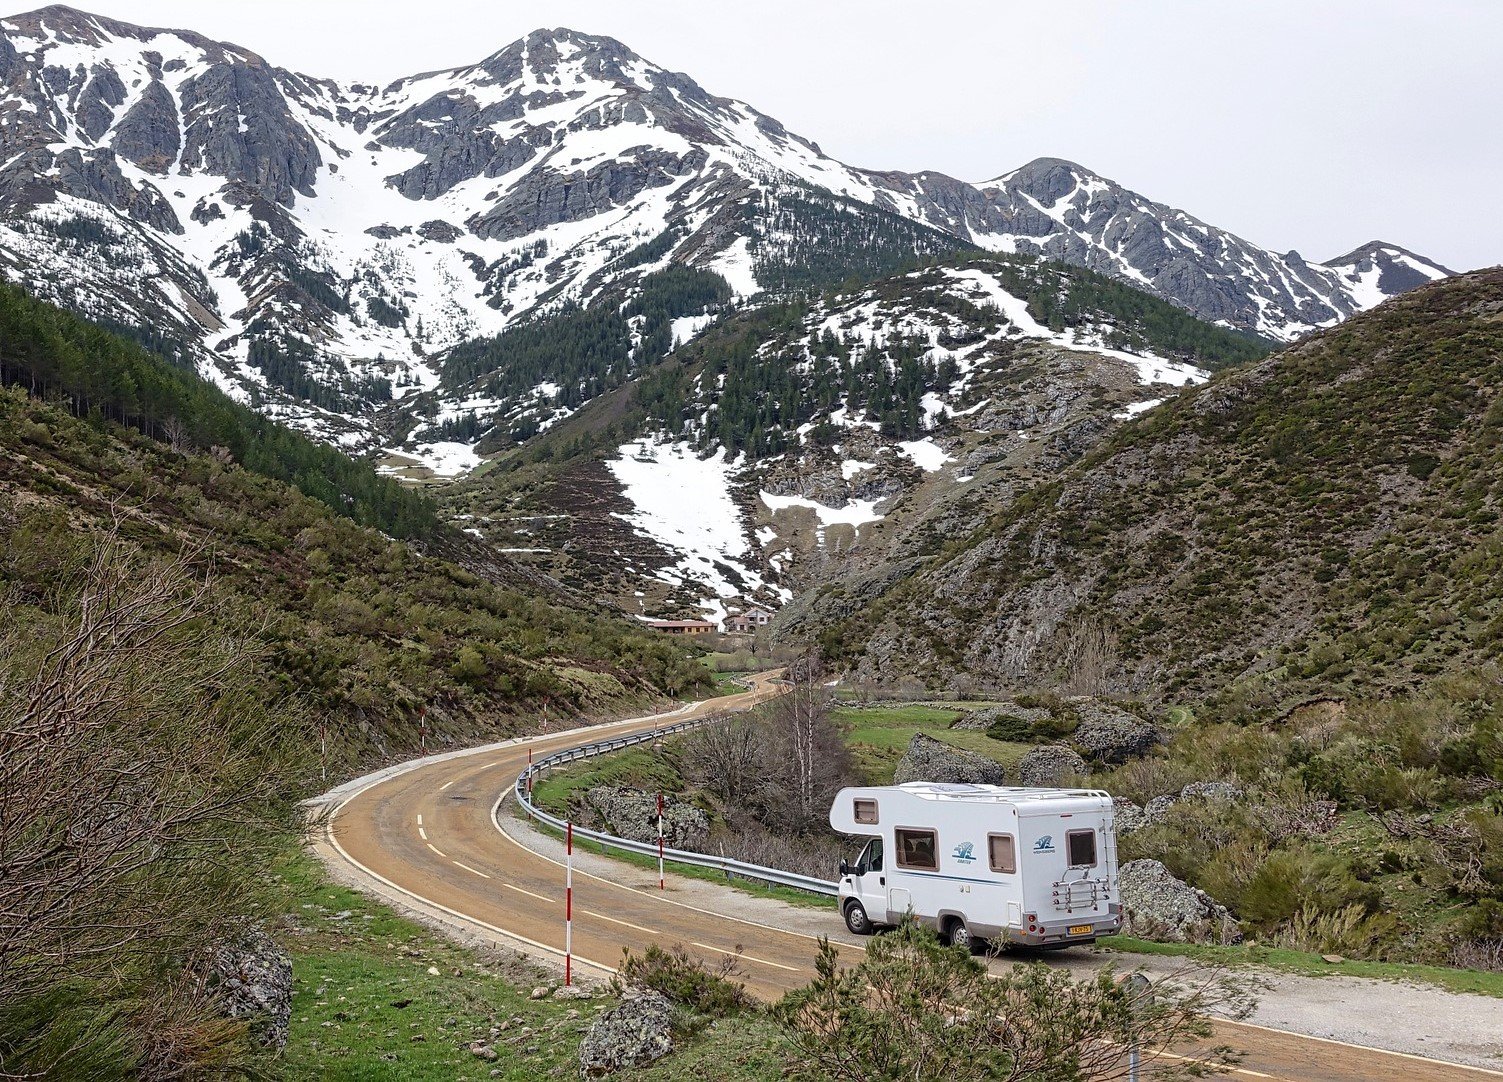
[530,747,685,817]
[276,848,797,1079]
[275,850,594,1080]
[706,670,754,697]
[1098,936,1503,999]
[832,703,1029,784]
[522,814,836,911]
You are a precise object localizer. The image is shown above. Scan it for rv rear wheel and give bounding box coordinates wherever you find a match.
[843,900,874,935]
[944,917,979,954]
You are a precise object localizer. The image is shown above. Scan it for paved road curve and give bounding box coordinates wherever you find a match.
[314,678,1500,1081]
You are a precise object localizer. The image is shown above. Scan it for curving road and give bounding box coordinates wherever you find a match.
[312,677,1501,1081]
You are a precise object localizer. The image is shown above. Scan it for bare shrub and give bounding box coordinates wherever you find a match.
[1449,937,1503,972]
[0,524,299,1076]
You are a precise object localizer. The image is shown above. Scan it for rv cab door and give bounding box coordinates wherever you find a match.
[851,837,889,923]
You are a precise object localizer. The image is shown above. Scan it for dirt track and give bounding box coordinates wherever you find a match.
[311,677,1503,1080]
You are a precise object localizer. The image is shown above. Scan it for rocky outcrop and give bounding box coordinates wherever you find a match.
[1180,780,1244,803]
[1017,744,1087,787]
[578,987,674,1077]
[893,733,1006,786]
[1118,859,1240,945]
[206,926,293,1050]
[1071,703,1160,765]
[582,786,709,849]
[951,702,1053,732]
[1113,799,1147,835]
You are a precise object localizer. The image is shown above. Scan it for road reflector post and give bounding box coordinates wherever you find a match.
[527,746,533,796]
[1116,972,1153,1082]
[657,792,665,890]
[565,821,574,987]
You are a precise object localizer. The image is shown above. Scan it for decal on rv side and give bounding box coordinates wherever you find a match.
[1033,835,1056,853]
[951,841,977,864]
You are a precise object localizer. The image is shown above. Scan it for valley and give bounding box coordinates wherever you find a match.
[1,2,1499,1079]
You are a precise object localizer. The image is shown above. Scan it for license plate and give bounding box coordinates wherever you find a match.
[1069,924,1094,936]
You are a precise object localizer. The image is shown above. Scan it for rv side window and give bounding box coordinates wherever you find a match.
[854,798,879,825]
[894,828,938,871]
[988,833,1016,874]
[1067,829,1098,868]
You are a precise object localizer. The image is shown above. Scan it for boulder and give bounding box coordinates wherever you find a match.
[582,786,709,849]
[893,733,1006,786]
[1017,744,1087,787]
[1180,780,1244,803]
[578,987,674,1077]
[1113,799,1147,835]
[1118,859,1241,945]
[951,702,1053,732]
[1143,794,1179,823]
[206,926,293,1050]
[1070,702,1160,764]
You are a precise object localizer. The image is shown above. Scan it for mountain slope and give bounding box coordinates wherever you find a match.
[446,252,1270,620]
[819,269,1503,716]
[0,6,1452,466]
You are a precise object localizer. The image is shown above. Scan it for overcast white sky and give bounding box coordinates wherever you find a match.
[52,0,1500,270]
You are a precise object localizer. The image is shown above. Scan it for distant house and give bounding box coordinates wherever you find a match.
[723,607,774,634]
[644,619,716,636]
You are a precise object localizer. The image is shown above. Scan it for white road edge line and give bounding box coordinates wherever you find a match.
[1215,1019,1503,1078]
[502,882,551,904]
[581,909,659,935]
[319,792,614,978]
[690,941,801,973]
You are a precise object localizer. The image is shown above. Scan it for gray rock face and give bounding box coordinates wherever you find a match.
[113,79,181,173]
[1118,859,1240,945]
[893,732,1006,786]
[206,926,293,1050]
[582,786,709,849]
[578,987,674,1077]
[1071,703,1160,765]
[1017,744,1087,787]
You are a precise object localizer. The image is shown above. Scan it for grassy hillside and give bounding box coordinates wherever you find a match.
[1,386,708,771]
[827,268,1503,716]
[0,280,436,537]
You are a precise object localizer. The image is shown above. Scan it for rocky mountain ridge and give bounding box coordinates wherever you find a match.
[0,5,1455,467]
[816,268,1503,715]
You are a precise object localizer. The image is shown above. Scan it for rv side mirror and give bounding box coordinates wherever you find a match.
[839,859,850,877]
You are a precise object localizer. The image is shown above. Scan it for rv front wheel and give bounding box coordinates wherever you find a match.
[843,899,873,935]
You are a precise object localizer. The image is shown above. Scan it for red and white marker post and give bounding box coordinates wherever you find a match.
[564,821,574,987]
[418,706,427,756]
[527,746,534,796]
[656,792,665,890]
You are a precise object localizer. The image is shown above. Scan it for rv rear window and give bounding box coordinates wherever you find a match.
[1067,829,1098,868]
[853,798,879,825]
[894,828,938,871]
[988,833,1016,874]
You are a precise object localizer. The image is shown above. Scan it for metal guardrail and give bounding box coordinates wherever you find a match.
[511,715,840,898]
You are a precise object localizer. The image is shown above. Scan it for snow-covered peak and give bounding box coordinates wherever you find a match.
[1322,241,1457,308]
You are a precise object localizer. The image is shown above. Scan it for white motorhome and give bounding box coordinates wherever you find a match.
[828,782,1120,951]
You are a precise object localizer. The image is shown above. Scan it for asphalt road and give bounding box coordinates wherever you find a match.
[313,678,1502,1081]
